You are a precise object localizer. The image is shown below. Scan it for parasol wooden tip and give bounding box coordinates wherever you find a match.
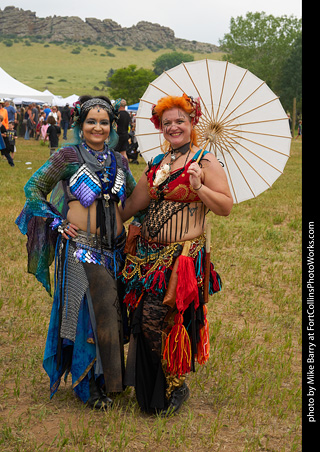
[205,222,211,253]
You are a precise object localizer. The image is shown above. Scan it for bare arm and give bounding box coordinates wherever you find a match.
[120,167,151,222]
[188,153,233,216]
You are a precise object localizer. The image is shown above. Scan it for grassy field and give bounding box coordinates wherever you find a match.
[0,135,302,451]
[0,41,224,98]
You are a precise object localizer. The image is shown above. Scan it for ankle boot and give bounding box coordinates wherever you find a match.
[88,376,113,410]
[160,382,190,417]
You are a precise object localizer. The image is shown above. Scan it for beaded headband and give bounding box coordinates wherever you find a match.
[72,98,116,128]
[81,98,113,115]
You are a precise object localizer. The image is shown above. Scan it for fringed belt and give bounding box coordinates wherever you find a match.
[122,233,206,281]
[70,228,126,275]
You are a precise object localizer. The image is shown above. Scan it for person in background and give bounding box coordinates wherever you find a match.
[0,99,9,129]
[35,111,46,140]
[15,95,136,409]
[31,103,39,138]
[44,115,61,155]
[114,99,131,159]
[120,94,233,416]
[126,124,139,164]
[4,101,17,130]
[295,120,302,141]
[40,120,49,142]
[17,106,26,137]
[24,105,34,140]
[43,104,52,120]
[6,120,17,161]
[0,115,14,167]
[48,105,61,126]
[61,103,71,140]
[287,113,292,136]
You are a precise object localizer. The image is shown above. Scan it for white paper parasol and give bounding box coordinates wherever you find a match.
[135,59,291,204]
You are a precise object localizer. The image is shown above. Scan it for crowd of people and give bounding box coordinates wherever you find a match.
[1,98,139,162]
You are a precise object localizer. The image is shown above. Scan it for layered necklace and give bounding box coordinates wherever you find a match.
[153,141,192,187]
[81,140,114,191]
[81,140,110,164]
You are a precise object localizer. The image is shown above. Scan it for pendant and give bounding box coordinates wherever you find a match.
[102,173,109,183]
[154,163,171,187]
[104,193,110,207]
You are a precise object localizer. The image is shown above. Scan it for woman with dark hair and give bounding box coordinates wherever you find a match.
[120,94,233,415]
[16,95,136,408]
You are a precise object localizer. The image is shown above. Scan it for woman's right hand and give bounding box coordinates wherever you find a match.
[62,223,79,240]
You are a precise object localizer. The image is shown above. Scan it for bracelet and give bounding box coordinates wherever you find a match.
[194,183,203,191]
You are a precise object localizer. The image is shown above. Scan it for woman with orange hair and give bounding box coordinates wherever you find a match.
[120,94,233,415]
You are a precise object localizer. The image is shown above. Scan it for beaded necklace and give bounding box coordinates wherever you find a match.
[81,140,116,200]
[81,140,109,164]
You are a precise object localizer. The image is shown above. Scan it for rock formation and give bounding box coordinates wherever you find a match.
[0,6,220,52]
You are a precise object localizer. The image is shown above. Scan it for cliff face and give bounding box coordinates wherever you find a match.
[0,6,219,52]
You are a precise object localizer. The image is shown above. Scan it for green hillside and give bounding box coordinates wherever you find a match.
[1,40,224,98]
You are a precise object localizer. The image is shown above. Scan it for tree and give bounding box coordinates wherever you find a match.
[108,65,155,105]
[277,33,302,112]
[152,51,194,76]
[219,12,302,94]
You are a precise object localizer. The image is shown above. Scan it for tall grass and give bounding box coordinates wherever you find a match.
[0,137,301,451]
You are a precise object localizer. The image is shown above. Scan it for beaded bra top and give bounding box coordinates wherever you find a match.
[147,150,208,203]
[142,149,209,242]
[69,142,126,208]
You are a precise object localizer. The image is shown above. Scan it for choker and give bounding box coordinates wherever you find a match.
[170,142,191,161]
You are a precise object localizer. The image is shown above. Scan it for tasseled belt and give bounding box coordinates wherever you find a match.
[69,228,126,277]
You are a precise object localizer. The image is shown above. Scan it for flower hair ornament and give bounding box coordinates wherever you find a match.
[150,93,202,129]
[182,94,202,125]
[150,105,161,130]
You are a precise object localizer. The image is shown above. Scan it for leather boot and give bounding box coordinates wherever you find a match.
[87,376,113,410]
[160,382,190,417]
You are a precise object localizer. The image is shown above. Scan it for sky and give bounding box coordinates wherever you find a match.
[1,0,302,46]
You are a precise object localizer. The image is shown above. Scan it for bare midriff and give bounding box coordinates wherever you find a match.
[142,200,207,243]
[67,200,124,236]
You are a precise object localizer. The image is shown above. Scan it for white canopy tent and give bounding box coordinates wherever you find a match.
[12,97,46,105]
[42,89,63,106]
[56,94,79,107]
[0,67,53,103]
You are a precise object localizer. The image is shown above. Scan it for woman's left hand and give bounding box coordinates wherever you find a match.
[188,162,203,190]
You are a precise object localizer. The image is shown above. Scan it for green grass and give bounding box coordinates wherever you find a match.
[0,136,301,451]
[0,41,224,97]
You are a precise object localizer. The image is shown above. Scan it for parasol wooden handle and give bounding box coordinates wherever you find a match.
[204,222,211,303]
[196,138,211,163]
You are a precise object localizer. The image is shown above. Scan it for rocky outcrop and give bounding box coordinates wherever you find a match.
[0,6,220,52]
